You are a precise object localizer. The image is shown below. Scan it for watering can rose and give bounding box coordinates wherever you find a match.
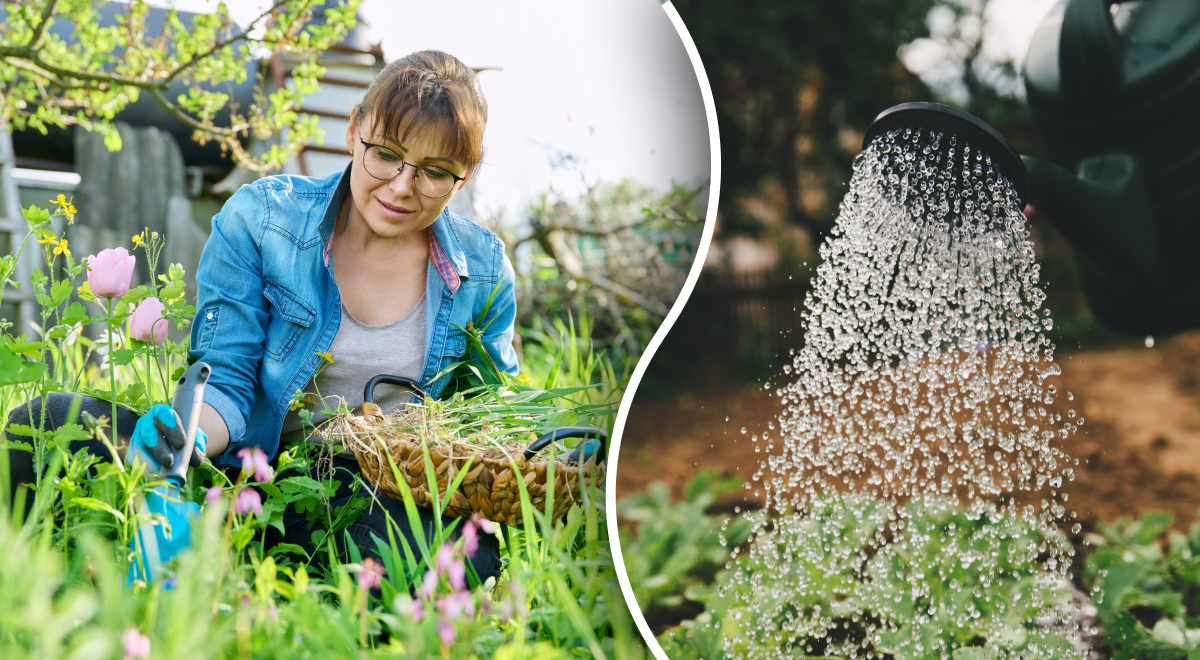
[86,247,136,298]
[129,297,169,345]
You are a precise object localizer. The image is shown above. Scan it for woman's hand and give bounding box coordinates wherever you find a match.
[126,404,208,472]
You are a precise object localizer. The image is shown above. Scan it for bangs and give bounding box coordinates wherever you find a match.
[363,71,485,174]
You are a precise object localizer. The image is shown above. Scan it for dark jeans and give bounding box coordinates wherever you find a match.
[268,453,503,584]
[4,393,503,584]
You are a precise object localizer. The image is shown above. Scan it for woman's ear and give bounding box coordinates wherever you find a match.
[345,108,360,154]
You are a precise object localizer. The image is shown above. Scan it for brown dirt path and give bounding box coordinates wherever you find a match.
[616,330,1200,530]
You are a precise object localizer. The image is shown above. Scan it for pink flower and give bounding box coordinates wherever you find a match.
[471,513,496,535]
[236,447,274,483]
[416,568,438,598]
[121,628,150,659]
[129,297,169,345]
[86,247,136,298]
[437,620,455,645]
[435,544,454,575]
[357,557,385,591]
[234,487,262,515]
[412,598,425,621]
[448,559,465,591]
[205,486,222,503]
[439,590,474,619]
[461,523,479,558]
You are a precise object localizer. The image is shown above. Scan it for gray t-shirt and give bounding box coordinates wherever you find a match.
[280,295,426,443]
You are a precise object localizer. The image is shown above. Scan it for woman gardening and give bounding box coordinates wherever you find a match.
[8,50,517,584]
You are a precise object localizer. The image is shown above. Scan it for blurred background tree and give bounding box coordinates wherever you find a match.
[1,0,361,172]
[484,175,708,377]
[640,0,1100,397]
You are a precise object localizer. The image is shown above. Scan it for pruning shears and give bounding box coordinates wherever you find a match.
[127,361,210,585]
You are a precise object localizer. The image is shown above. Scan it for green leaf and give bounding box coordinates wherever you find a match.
[168,263,185,281]
[232,524,256,551]
[0,345,47,386]
[22,205,51,227]
[110,349,137,366]
[68,497,126,522]
[50,279,72,307]
[49,424,92,445]
[7,341,45,360]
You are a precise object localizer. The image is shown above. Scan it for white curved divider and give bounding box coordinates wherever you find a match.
[605,3,722,659]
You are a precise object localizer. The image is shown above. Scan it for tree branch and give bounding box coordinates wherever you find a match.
[3,56,106,91]
[145,86,243,138]
[26,0,61,50]
[0,45,152,90]
[162,0,293,84]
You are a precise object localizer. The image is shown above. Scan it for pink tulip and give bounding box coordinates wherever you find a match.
[121,628,150,659]
[129,297,169,345]
[86,248,136,298]
[234,487,262,515]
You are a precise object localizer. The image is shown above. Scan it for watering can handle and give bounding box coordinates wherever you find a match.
[523,427,608,463]
[363,374,428,405]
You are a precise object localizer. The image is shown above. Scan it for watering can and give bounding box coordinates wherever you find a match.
[1021,0,1200,335]
[127,362,210,585]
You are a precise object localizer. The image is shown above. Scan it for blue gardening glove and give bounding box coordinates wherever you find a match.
[128,404,207,472]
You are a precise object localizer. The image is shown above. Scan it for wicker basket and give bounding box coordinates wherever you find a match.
[323,376,607,525]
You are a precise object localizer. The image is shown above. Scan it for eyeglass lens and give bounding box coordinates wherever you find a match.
[362,145,457,198]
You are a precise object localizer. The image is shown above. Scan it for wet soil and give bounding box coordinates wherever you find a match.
[617,330,1200,531]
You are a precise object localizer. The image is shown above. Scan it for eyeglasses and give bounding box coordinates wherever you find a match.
[358,138,465,199]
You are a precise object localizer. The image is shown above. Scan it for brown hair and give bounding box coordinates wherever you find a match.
[355,50,488,175]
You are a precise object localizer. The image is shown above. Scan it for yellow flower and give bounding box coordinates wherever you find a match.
[316,351,335,364]
[51,195,77,223]
[54,238,70,258]
[132,233,143,248]
[38,234,59,246]
[288,389,309,410]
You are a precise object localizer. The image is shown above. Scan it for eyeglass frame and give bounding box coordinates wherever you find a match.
[357,137,466,199]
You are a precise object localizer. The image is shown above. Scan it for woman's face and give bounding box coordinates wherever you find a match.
[343,117,469,239]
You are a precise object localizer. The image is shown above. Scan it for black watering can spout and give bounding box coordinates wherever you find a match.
[1023,0,1200,336]
[863,101,1028,208]
[1059,0,1125,108]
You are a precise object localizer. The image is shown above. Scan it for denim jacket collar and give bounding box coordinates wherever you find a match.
[318,164,469,293]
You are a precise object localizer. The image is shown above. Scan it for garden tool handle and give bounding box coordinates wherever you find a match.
[160,362,210,487]
[523,427,608,462]
[364,374,428,405]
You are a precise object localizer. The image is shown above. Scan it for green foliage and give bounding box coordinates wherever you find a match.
[492,178,706,371]
[0,197,644,657]
[617,470,751,620]
[672,0,936,234]
[1083,510,1200,660]
[0,0,361,172]
[624,489,1077,659]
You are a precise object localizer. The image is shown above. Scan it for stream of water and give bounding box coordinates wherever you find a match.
[718,127,1086,659]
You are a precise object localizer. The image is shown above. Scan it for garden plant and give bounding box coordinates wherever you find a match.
[0,200,647,659]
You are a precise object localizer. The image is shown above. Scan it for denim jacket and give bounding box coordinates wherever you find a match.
[189,166,518,468]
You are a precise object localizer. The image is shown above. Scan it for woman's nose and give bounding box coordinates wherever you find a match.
[389,163,418,197]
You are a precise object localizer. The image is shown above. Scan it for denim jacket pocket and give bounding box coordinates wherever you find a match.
[263,281,316,362]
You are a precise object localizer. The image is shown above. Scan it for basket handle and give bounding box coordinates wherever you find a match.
[523,426,608,464]
[363,375,428,405]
